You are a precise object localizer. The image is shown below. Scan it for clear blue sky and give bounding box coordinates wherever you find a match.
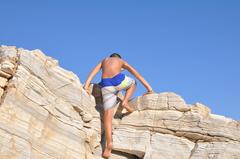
[1,1,239,120]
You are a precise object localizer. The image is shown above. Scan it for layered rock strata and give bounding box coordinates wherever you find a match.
[0,46,239,159]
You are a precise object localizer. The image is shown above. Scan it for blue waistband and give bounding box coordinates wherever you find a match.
[99,73,125,87]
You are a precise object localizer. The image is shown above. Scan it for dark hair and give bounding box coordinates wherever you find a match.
[110,53,121,59]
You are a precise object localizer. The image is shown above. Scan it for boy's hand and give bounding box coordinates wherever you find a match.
[83,85,91,96]
[85,89,91,96]
[143,90,154,96]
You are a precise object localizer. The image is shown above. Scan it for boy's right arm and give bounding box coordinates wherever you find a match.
[123,60,154,94]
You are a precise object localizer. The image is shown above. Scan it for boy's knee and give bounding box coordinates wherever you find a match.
[129,80,137,89]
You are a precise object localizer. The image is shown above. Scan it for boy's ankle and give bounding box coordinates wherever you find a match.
[107,142,113,148]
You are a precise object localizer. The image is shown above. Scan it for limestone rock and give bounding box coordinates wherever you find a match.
[0,76,7,87]
[82,113,93,122]
[113,128,151,158]
[0,60,16,75]
[190,102,211,118]
[0,45,18,61]
[0,46,100,159]
[0,45,239,159]
[0,70,12,79]
[129,92,190,112]
[190,142,240,159]
[144,133,194,159]
[0,87,3,97]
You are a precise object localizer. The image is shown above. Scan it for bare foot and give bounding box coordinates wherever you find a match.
[122,101,134,113]
[102,142,113,158]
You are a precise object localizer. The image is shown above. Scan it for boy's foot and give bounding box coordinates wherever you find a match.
[102,142,113,158]
[121,101,134,113]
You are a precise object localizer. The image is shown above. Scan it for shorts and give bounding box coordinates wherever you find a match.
[99,73,136,110]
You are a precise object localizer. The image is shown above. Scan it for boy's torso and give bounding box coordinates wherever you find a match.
[101,57,123,79]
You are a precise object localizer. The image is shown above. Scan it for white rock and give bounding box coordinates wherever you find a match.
[0,87,3,97]
[190,142,240,159]
[0,76,7,87]
[190,102,211,118]
[144,133,194,159]
[0,46,240,159]
[0,70,12,78]
[0,60,16,75]
[0,45,17,59]
[113,128,151,158]
[82,113,93,122]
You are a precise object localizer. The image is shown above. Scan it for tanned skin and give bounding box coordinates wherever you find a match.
[84,57,154,158]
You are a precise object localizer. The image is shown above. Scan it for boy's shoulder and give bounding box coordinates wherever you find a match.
[102,57,125,62]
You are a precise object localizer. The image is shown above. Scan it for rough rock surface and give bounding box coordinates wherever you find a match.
[0,45,239,159]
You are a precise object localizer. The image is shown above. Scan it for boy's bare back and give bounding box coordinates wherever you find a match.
[101,57,124,78]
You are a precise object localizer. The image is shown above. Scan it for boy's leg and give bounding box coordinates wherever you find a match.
[122,82,136,112]
[101,87,118,158]
[102,107,114,158]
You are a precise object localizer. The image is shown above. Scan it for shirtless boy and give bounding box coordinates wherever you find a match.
[83,53,154,158]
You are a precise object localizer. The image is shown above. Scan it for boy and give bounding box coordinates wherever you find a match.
[84,53,154,158]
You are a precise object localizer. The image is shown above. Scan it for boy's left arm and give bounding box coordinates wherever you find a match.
[84,61,102,94]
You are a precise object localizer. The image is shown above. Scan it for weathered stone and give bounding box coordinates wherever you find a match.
[0,45,17,59]
[0,60,16,75]
[0,76,7,87]
[129,92,190,112]
[190,142,240,159]
[144,133,194,159]
[18,48,98,116]
[82,113,93,122]
[0,87,3,97]
[190,102,211,118]
[0,45,240,159]
[0,46,101,159]
[113,128,151,158]
[0,70,12,78]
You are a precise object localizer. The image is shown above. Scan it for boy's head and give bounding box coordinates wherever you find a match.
[110,53,121,59]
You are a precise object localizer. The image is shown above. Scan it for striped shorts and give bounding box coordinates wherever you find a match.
[99,73,136,110]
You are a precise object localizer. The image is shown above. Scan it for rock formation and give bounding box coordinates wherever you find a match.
[0,45,239,159]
